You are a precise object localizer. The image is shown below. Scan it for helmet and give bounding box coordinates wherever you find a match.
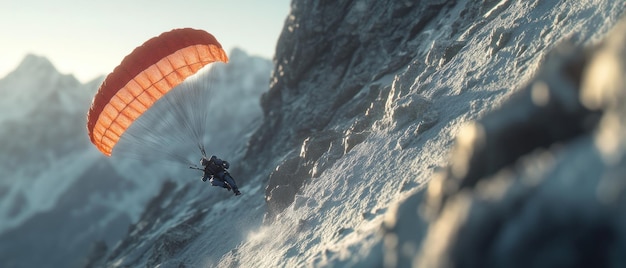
[200,157,209,166]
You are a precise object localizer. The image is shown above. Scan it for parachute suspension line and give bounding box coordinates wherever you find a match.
[159,66,219,159]
[116,123,194,166]
[199,143,207,158]
[193,66,219,159]
[112,95,197,167]
[161,83,200,144]
[112,66,221,167]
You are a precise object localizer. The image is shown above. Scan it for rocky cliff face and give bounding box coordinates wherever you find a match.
[244,0,626,227]
[248,0,451,153]
[234,0,626,267]
[247,0,460,222]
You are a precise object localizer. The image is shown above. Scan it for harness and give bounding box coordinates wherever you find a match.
[204,160,223,175]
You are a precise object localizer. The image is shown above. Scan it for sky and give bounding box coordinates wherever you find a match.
[0,0,291,82]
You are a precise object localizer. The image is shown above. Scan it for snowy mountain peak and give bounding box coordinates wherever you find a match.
[1,54,80,91]
[2,54,76,84]
[13,53,57,74]
[0,54,87,124]
[229,47,249,58]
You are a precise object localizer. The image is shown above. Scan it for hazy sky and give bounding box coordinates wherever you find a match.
[0,0,291,82]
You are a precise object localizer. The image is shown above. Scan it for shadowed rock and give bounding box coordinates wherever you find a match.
[381,15,626,268]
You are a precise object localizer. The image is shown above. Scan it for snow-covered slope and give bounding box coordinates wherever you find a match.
[77,1,626,268]
[226,2,626,267]
[0,49,271,268]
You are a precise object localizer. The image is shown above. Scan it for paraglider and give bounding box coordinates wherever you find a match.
[192,155,241,196]
[87,28,228,156]
[86,28,241,196]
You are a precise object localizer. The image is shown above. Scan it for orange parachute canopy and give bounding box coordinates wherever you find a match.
[87,28,228,156]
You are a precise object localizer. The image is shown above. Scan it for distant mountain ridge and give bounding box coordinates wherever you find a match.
[0,54,94,122]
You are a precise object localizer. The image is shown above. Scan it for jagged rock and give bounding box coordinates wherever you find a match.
[266,184,298,216]
[489,27,512,55]
[381,15,626,268]
[147,224,202,268]
[343,128,369,154]
[264,155,307,223]
[300,130,342,165]
[430,42,601,209]
[426,40,467,68]
[264,130,344,222]
[382,92,434,132]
